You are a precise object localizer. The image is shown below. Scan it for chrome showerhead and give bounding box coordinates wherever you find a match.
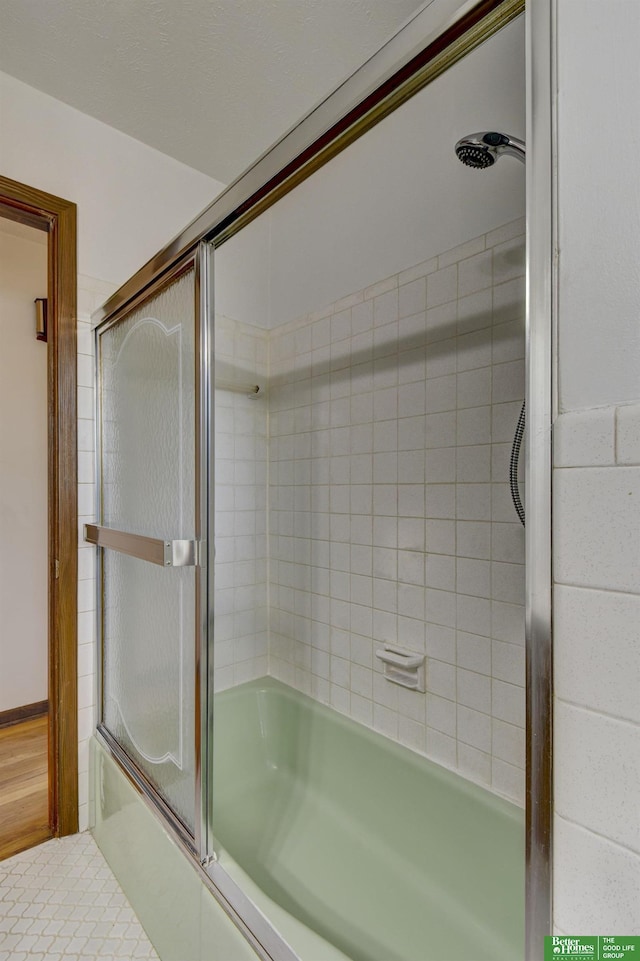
[455,131,525,168]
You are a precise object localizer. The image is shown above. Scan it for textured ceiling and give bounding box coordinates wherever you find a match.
[0,0,426,184]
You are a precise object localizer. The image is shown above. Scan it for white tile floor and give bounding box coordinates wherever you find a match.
[0,832,159,961]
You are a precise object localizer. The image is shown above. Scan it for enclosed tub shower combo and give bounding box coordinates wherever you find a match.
[87,1,553,959]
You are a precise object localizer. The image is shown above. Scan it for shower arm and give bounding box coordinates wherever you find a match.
[499,137,525,163]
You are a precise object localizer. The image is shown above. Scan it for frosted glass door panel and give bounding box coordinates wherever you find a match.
[101,271,195,536]
[100,269,196,832]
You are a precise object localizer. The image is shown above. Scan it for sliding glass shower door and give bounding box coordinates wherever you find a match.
[91,251,211,840]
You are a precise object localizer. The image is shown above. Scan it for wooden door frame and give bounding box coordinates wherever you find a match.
[0,175,78,836]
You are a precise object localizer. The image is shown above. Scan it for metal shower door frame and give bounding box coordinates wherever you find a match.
[93,244,211,857]
[90,0,554,957]
[524,0,555,955]
[196,239,215,863]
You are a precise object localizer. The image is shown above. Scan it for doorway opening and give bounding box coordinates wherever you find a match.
[0,176,78,856]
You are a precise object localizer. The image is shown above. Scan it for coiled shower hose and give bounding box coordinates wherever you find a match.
[510,401,526,527]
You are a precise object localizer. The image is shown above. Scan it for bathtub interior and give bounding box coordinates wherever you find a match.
[212,678,524,961]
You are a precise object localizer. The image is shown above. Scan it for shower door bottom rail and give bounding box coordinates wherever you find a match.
[84,524,197,567]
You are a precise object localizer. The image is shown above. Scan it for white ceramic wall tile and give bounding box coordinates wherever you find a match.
[398,278,426,319]
[426,728,457,769]
[492,679,525,727]
[491,718,525,768]
[485,218,525,250]
[76,385,94,421]
[616,403,640,465]
[491,639,524,687]
[554,466,640,592]
[456,484,491,522]
[76,279,114,834]
[492,360,525,405]
[458,251,492,298]
[491,600,524,645]
[492,319,525,365]
[456,329,492,373]
[77,423,94,457]
[437,236,485,269]
[427,693,456,736]
[77,611,96,647]
[457,369,491,410]
[491,757,524,806]
[456,594,490,638]
[213,315,269,691]
[555,585,640,723]
[553,396,640,935]
[555,702,639,852]
[457,289,492,336]
[457,631,491,675]
[554,407,615,467]
[77,352,94,388]
[491,523,524,564]
[554,816,640,932]
[457,669,491,714]
[364,276,396,301]
[492,277,525,325]
[398,257,438,286]
[457,742,491,786]
[492,237,526,286]
[457,406,491,446]
[457,705,491,752]
[426,265,457,309]
[456,521,491,560]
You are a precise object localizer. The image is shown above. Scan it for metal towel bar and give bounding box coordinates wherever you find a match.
[84,524,197,567]
[215,379,261,395]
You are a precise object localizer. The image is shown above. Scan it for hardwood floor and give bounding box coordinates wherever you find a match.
[0,715,51,860]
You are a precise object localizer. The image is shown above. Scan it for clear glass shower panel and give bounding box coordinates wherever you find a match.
[210,13,526,959]
[100,269,196,832]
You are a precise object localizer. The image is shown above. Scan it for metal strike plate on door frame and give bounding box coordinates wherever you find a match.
[84,524,197,567]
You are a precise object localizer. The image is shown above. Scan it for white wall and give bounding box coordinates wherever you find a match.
[0,71,225,288]
[0,221,48,712]
[552,0,640,934]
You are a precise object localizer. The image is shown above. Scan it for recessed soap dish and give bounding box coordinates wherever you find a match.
[375,644,426,693]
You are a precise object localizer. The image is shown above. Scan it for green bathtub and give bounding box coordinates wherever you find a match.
[213,678,524,961]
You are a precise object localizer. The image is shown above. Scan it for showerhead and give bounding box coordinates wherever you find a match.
[455,131,525,168]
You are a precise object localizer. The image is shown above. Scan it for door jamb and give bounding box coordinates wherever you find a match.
[0,175,78,837]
